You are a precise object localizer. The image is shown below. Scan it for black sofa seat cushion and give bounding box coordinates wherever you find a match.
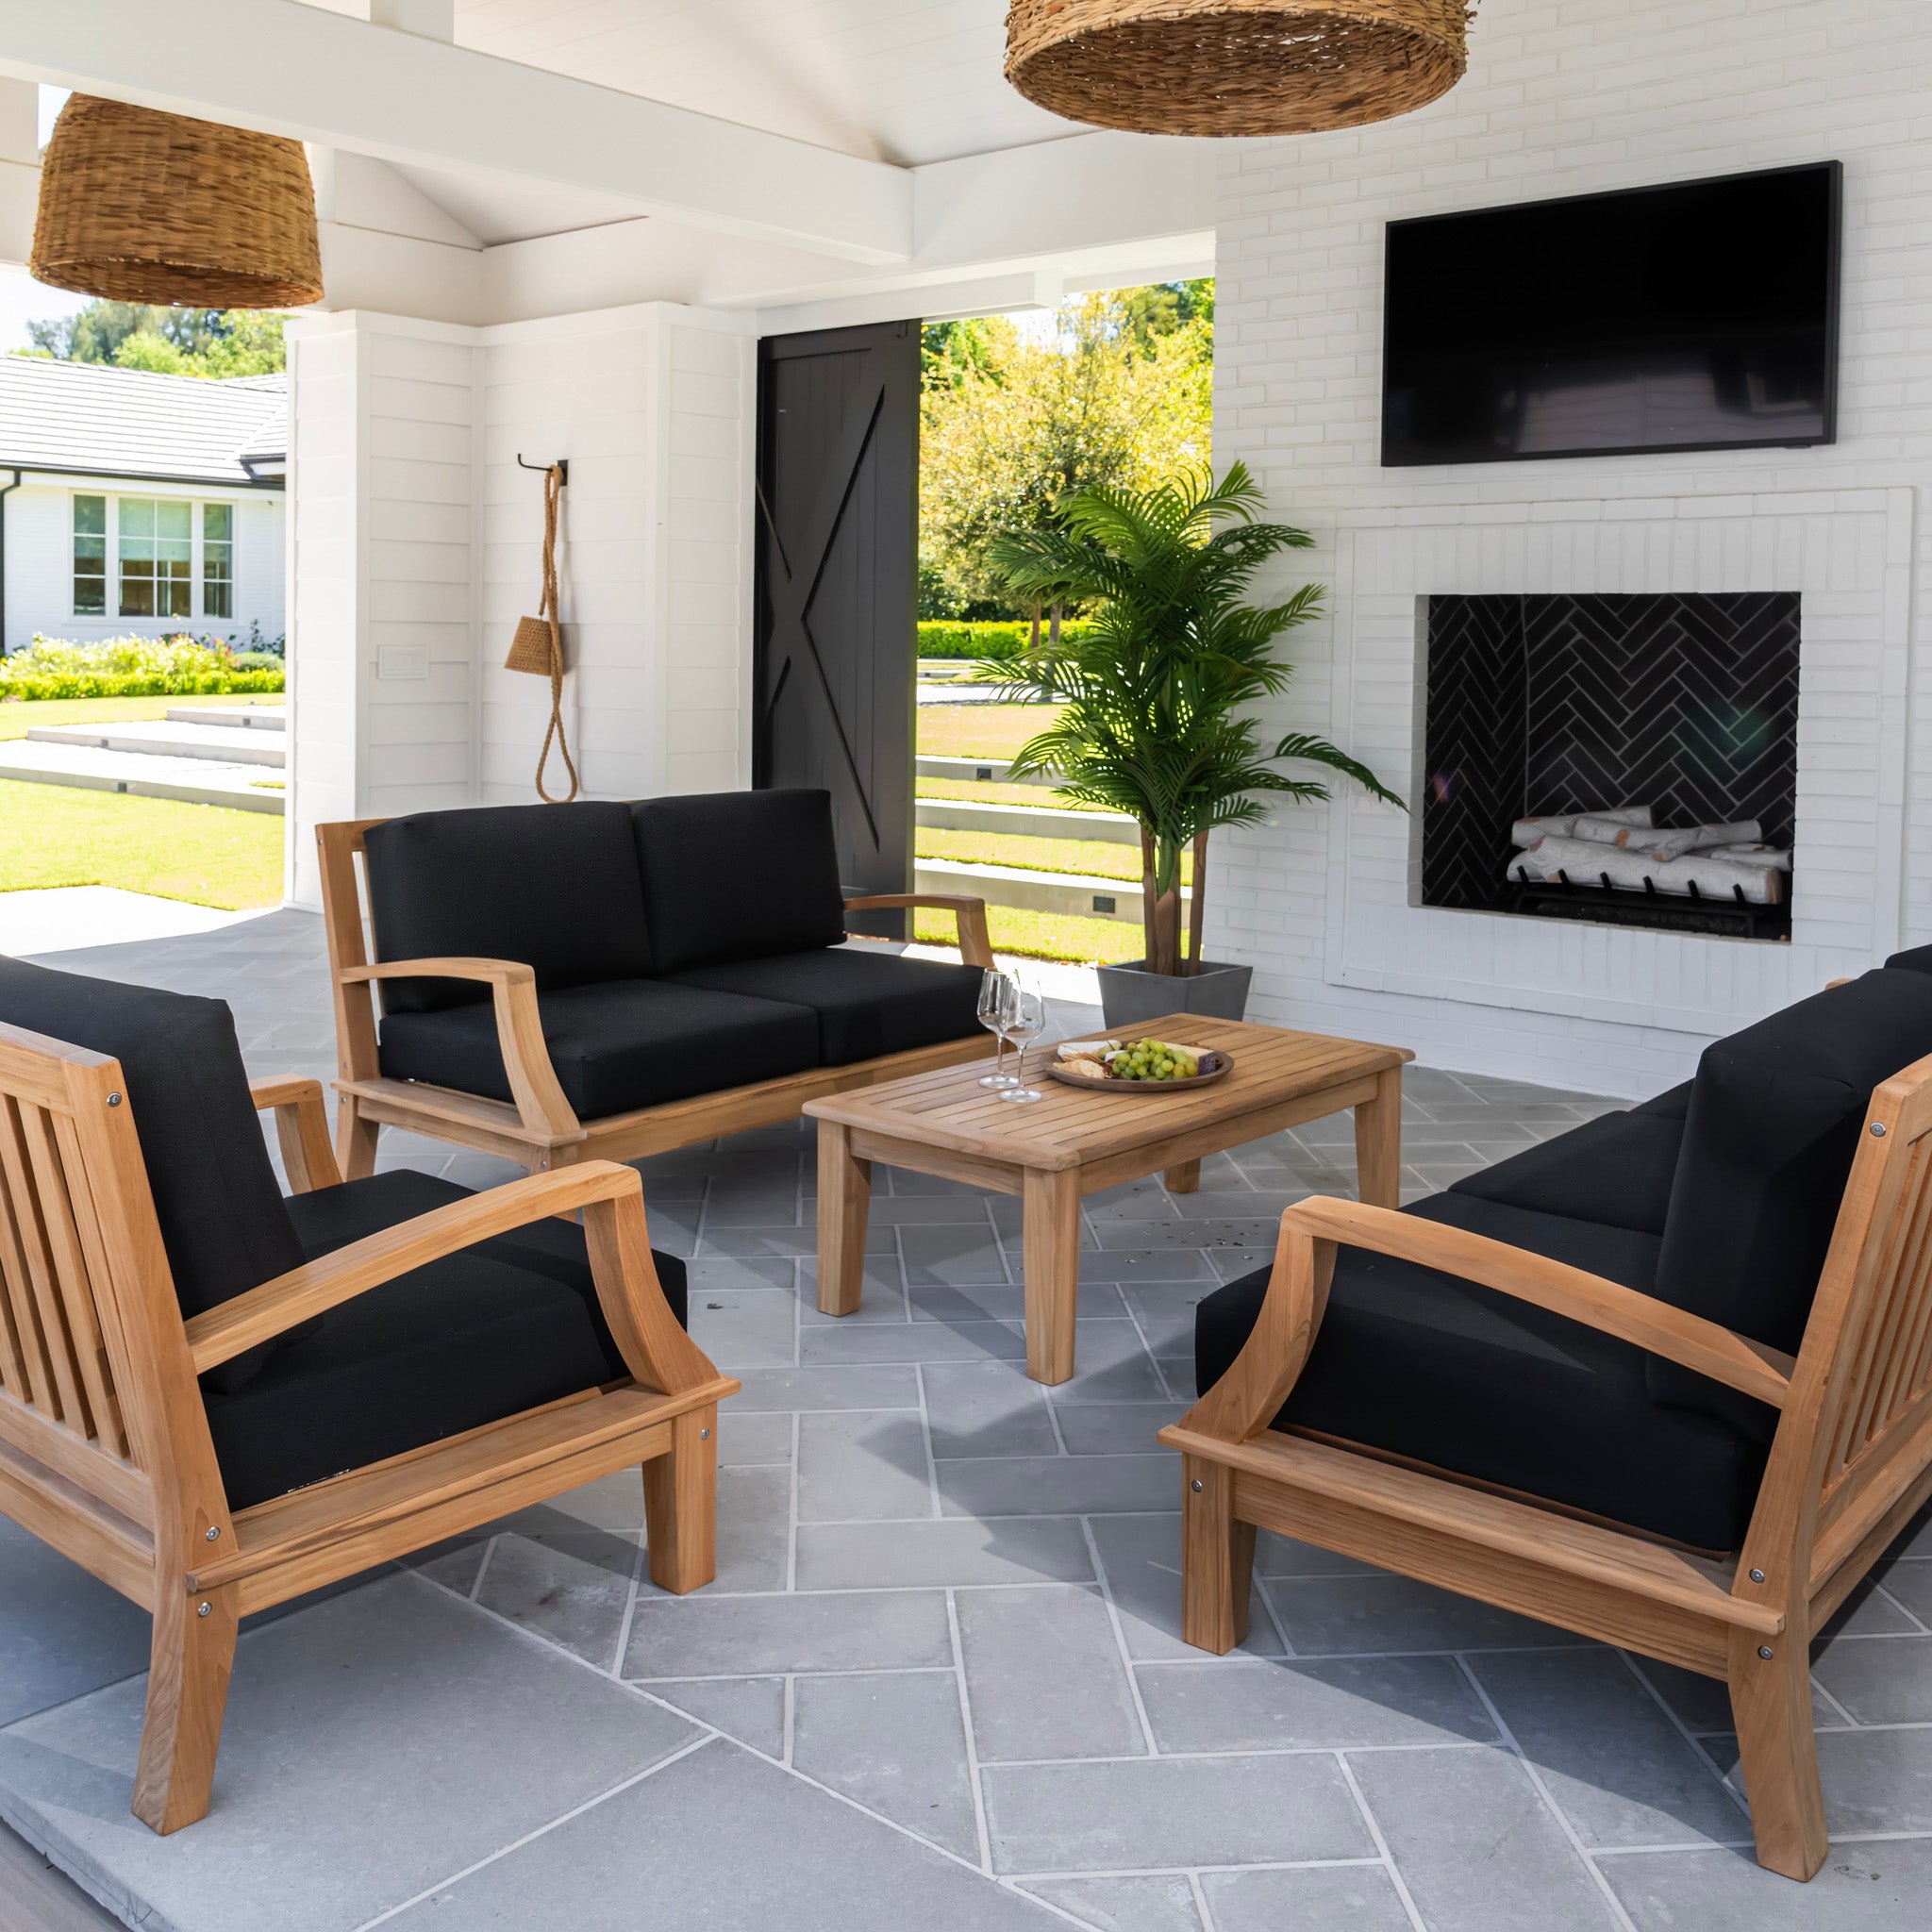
[365,802,656,1015]
[209,1171,691,1511]
[0,958,306,1395]
[1649,967,1932,1438]
[663,946,985,1066]
[1633,1081,1693,1121]
[630,789,847,974]
[1449,1108,1684,1237]
[379,978,820,1121]
[1195,1193,1771,1552]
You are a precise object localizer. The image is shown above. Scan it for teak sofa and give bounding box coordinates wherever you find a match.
[0,958,734,1834]
[317,788,995,1180]
[1163,955,1932,1880]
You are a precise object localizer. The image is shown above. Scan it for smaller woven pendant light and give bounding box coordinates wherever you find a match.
[31,94,323,308]
[1006,0,1470,138]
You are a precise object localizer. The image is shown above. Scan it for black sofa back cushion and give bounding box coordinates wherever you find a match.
[1649,967,1932,1435]
[365,802,655,1014]
[630,789,847,974]
[0,958,305,1393]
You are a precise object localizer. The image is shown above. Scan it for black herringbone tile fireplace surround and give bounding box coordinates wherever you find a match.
[1421,592,1799,934]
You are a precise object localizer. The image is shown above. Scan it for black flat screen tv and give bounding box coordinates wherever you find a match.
[1381,161,1841,466]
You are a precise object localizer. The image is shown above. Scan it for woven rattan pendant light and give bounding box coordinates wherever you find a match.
[31,94,323,308]
[1005,0,1470,137]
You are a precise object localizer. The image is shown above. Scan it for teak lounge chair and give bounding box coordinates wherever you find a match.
[0,959,735,1833]
[315,789,995,1182]
[1163,961,1932,1879]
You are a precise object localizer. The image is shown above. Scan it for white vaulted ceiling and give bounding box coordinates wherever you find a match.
[455,0,1079,166]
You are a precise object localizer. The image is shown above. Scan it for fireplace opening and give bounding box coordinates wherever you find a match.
[1419,593,1799,941]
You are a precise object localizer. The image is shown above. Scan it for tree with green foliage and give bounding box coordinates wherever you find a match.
[21,301,285,378]
[919,287,1210,622]
[988,464,1404,978]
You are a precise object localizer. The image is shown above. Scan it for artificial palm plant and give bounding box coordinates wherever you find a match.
[987,463,1403,979]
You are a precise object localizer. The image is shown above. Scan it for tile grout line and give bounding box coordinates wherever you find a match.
[1077,1514,1160,1757]
[946,1587,996,1875]
[785,1408,802,1593]
[1452,1654,1641,1932]
[782,1673,796,1768]
[1184,1869,1216,1932]
[607,1521,650,1680]
[915,1362,944,1519]
[1332,1751,1429,1932]
[1613,1650,1752,1822]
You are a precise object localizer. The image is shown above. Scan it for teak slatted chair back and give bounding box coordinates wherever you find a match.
[0,1017,736,1836]
[316,815,995,1183]
[1160,1050,1932,1883]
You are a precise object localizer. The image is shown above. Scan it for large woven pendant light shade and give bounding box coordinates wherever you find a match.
[1005,0,1470,137]
[31,94,323,308]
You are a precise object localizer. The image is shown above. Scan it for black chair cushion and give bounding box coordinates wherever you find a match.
[1650,967,1932,1437]
[664,947,985,1066]
[0,958,304,1395]
[1195,1192,1771,1552]
[630,790,846,974]
[1448,1109,1684,1237]
[1886,944,1932,976]
[1633,1081,1693,1121]
[365,802,655,1015]
[379,979,820,1120]
[208,1170,691,1510]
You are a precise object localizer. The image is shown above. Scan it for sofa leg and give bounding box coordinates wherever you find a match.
[1180,1455,1253,1656]
[644,1407,718,1595]
[1727,1626,1828,1879]
[337,1097,380,1182]
[132,1583,239,1835]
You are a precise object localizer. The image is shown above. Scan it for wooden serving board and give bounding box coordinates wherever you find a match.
[1047,1049,1233,1093]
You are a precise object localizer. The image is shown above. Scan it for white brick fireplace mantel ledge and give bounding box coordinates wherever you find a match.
[1319,487,1916,1040]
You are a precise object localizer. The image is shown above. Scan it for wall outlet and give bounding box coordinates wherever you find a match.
[377,645,429,681]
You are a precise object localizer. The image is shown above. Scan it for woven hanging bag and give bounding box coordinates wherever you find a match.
[1004,0,1470,137]
[505,464,581,804]
[32,94,323,308]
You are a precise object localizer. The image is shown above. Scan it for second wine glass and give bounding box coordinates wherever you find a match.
[999,980,1046,1104]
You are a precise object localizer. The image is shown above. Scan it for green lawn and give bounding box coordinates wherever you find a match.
[0,779,282,908]
[913,902,1142,966]
[916,704,1064,760]
[916,775,1112,814]
[0,692,278,741]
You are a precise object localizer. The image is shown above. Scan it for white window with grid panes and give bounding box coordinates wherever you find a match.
[71,492,241,623]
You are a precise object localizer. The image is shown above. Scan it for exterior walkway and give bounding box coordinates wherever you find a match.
[1,908,1928,1931]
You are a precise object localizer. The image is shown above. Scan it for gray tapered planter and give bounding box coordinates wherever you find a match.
[1096,958,1253,1029]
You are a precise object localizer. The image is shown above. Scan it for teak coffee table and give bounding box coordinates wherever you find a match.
[804,1015,1413,1385]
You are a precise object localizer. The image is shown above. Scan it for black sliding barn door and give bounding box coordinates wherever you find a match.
[755,321,919,937]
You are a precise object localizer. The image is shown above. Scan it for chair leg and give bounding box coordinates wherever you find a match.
[643,1406,718,1594]
[337,1096,380,1182]
[1180,1455,1254,1655]
[1726,1626,1828,1879]
[132,1583,239,1835]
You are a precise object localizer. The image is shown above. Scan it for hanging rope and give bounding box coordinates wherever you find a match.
[504,461,580,803]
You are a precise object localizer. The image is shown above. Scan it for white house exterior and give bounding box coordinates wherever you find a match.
[0,355,285,656]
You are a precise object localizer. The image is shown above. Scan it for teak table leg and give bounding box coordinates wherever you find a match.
[1022,1166,1082,1384]
[1354,1066,1404,1208]
[816,1120,872,1317]
[1164,1158,1202,1193]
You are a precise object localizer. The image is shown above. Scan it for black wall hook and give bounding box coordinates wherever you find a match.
[516,455,568,484]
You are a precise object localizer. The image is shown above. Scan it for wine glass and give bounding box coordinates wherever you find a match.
[976,969,1015,1087]
[998,979,1046,1104]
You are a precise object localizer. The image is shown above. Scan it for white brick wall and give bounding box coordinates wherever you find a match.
[2,478,283,656]
[1210,0,1932,1096]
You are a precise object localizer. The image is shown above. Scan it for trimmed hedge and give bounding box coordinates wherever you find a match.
[916,620,1096,660]
[0,635,285,702]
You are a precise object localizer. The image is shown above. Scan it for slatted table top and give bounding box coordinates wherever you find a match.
[804,1016,1413,1173]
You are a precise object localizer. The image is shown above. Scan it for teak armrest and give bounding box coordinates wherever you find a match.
[1182,1194,1796,1445]
[845,893,993,970]
[185,1162,644,1374]
[335,956,581,1142]
[248,1076,342,1194]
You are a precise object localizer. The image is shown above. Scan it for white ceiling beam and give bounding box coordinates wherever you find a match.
[0,0,911,265]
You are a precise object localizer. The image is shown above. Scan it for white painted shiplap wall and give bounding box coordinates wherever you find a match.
[1209,0,1932,1097]
[284,300,755,908]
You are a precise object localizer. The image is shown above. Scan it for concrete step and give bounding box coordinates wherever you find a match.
[167,704,286,731]
[916,754,1058,787]
[27,720,287,767]
[915,795,1138,845]
[916,856,1183,925]
[0,741,285,814]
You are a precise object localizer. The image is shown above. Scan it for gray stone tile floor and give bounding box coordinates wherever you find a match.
[3,906,1931,1929]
